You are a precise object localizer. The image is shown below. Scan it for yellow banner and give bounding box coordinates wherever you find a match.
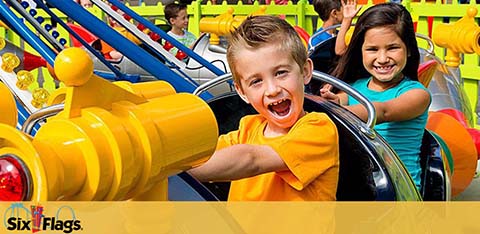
[1,202,480,233]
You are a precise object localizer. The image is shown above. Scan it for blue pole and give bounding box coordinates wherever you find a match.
[0,1,56,65]
[45,0,211,99]
[34,0,126,80]
[108,0,226,77]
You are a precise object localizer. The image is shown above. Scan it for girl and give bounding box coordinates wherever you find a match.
[321,3,430,190]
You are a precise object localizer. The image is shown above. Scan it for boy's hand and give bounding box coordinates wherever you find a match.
[342,0,362,20]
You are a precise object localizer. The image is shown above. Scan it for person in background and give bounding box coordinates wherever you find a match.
[310,0,360,55]
[188,15,339,201]
[164,2,196,55]
[320,3,430,191]
[74,0,93,8]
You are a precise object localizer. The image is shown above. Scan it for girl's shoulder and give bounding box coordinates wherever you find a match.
[395,77,430,97]
[399,77,427,90]
[350,77,370,87]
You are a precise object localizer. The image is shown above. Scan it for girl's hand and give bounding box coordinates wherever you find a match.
[320,86,341,105]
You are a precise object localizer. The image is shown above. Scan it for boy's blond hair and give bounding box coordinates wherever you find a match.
[226,15,308,87]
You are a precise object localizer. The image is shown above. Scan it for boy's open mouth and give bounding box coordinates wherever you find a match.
[268,99,291,117]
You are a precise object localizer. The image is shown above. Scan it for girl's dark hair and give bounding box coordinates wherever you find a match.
[332,3,420,84]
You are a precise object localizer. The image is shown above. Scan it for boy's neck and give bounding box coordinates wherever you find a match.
[171,27,185,36]
[322,21,336,35]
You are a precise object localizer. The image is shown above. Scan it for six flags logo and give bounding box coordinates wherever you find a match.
[3,203,83,233]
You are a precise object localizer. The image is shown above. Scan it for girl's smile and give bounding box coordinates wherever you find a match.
[361,26,407,90]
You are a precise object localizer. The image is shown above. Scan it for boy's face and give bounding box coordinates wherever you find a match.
[170,9,189,30]
[233,44,313,136]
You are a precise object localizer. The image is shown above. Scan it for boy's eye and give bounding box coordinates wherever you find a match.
[249,79,262,86]
[275,70,288,76]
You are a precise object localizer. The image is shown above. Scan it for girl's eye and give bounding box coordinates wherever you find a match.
[365,48,377,51]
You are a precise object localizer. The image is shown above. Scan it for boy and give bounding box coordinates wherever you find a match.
[188,15,339,201]
[311,0,360,55]
[164,2,196,55]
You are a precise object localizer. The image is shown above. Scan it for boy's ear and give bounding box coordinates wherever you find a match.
[303,58,314,85]
[330,9,338,20]
[234,82,250,104]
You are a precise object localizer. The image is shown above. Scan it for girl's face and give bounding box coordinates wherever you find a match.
[233,44,313,137]
[361,26,407,90]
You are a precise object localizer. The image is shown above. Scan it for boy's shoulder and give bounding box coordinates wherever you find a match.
[239,114,265,127]
[298,112,336,128]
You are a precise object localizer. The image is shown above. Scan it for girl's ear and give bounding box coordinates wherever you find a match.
[303,58,313,85]
[234,83,250,104]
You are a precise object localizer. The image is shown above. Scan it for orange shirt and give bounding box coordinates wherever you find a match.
[217,112,339,201]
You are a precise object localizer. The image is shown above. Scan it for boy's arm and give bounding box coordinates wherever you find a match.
[188,144,288,182]
[335,0,362,56]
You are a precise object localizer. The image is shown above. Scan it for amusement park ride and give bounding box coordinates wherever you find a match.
[0,0,479,201]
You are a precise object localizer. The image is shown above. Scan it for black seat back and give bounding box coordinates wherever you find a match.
[419,130,448,200]
[207,93,378,200]
[308,37,338,95]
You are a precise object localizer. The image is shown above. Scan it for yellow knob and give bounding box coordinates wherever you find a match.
[467,7,477,18]
[1,53,20,73]
[0,38,6,50]
[31,88,50,108]
[16,70,35,90]
[54,47,93,87]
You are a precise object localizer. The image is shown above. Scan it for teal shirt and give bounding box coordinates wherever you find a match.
[348,77,430,190]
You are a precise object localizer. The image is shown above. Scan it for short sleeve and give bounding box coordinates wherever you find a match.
[217,130,239,151]
[216,115,261,151]
[397,79,429,96]
[273,113,339,190]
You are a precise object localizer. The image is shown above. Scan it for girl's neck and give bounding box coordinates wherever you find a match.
[368,75,404,91]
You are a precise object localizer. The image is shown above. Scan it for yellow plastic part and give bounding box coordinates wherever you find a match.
[432,7,480,67]
[54,47,93,87]
[199,7,266,45]
[31,88,50,109]
[114,80,176,99]
[200,8,239,45]
[1,53,20,73]
[8,47,218,201]
[47,87,67,106]
[0,82,17,127]
[345,27,354,46]
[0,38,6,50]
[0,124,56,201]
[16,70,35,90]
